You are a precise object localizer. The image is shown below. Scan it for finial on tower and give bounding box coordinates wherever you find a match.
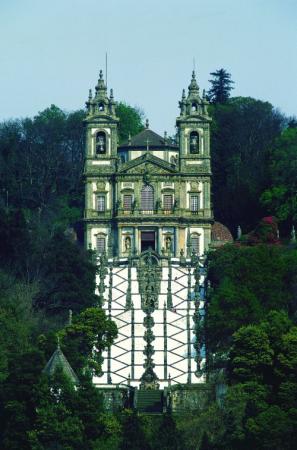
[188,70,199,92]
[99,69,103,80]
[110,88,114,99]
[88,89,92,100]
[145,118,149,129]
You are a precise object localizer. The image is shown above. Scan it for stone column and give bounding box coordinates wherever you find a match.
[134,228,139,255]
[158,228,162,255]
[203,180,210,213]
[118,227,122,257]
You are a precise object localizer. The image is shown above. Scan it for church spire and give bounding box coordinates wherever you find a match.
[86,69,117,118]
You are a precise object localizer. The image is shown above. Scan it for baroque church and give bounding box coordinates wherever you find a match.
[84,70,212,257]
[82,70,229,412]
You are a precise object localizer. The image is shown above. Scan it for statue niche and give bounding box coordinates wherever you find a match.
[189,131,199,154]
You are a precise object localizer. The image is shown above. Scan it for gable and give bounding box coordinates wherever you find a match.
[117,153,177,175]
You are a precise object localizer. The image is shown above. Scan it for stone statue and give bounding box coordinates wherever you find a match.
[165,236,172,251]
[291,225,296,243]
[124,236,131,252]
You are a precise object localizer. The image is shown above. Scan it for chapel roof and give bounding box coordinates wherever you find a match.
[43,344,79,385]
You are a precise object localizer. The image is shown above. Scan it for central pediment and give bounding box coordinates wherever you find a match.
[117,152,177,175]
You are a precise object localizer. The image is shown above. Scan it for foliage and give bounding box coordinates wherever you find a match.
[61,307,117,376]
[207,68,234,104]
[34,231,99,319]
[229,326,274,382]
[116,102,144,144]
[260,127,297,224]
[206,244,297,356]
[210,97,285,233]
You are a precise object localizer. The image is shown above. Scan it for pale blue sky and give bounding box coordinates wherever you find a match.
[0,0,296,134]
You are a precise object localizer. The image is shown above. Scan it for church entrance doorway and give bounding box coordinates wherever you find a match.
[141,231,156,252]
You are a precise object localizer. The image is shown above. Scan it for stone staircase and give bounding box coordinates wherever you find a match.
[136,390,164,414]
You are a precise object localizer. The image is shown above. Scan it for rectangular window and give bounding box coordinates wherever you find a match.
[190,195,199,213]
[164,194,173,212]
[96,236,105,254]
[123,194,133,211]
[191,235,200,255]
[97,195,105,212]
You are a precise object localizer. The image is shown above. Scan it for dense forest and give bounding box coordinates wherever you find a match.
[0,70,297,449]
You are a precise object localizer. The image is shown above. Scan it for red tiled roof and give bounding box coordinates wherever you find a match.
[211,221,233,242]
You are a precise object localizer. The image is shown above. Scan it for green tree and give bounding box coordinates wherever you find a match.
[61,307,117,376]
[229,325,273,383]
[116,102,144,143]
[206,245,294,356]
[120,411,151,450]
[207,68,234,104]
[154,413,183,450]
[260,127,297,225]
[246,406,292,450]
[210,97,285,232]
[35,232,99,319]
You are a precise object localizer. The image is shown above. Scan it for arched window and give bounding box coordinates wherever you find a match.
[98,103,105,112]
[96,234,106,254]
[141,184,154,212]
[190,233,200,255]
[190,131,199,154]
[192,102,198,112]
[96,132,106,154]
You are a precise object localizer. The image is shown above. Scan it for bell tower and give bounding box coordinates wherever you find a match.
[84,70,119,163]
[176,71,213,255]
[84,70,119,254]
[177,70,211,169]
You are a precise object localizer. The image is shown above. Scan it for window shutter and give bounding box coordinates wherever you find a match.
[141,185,154,211]
[96,236,106,254]
[164,194,173,211]
[190,195,199,212]
[123,195,132,210]
[191,235,200,255]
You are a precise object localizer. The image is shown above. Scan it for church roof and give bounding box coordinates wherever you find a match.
[43,344,79,385]
[119,127,177,150]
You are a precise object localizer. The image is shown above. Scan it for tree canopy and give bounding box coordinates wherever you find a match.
[207,68,234,104]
